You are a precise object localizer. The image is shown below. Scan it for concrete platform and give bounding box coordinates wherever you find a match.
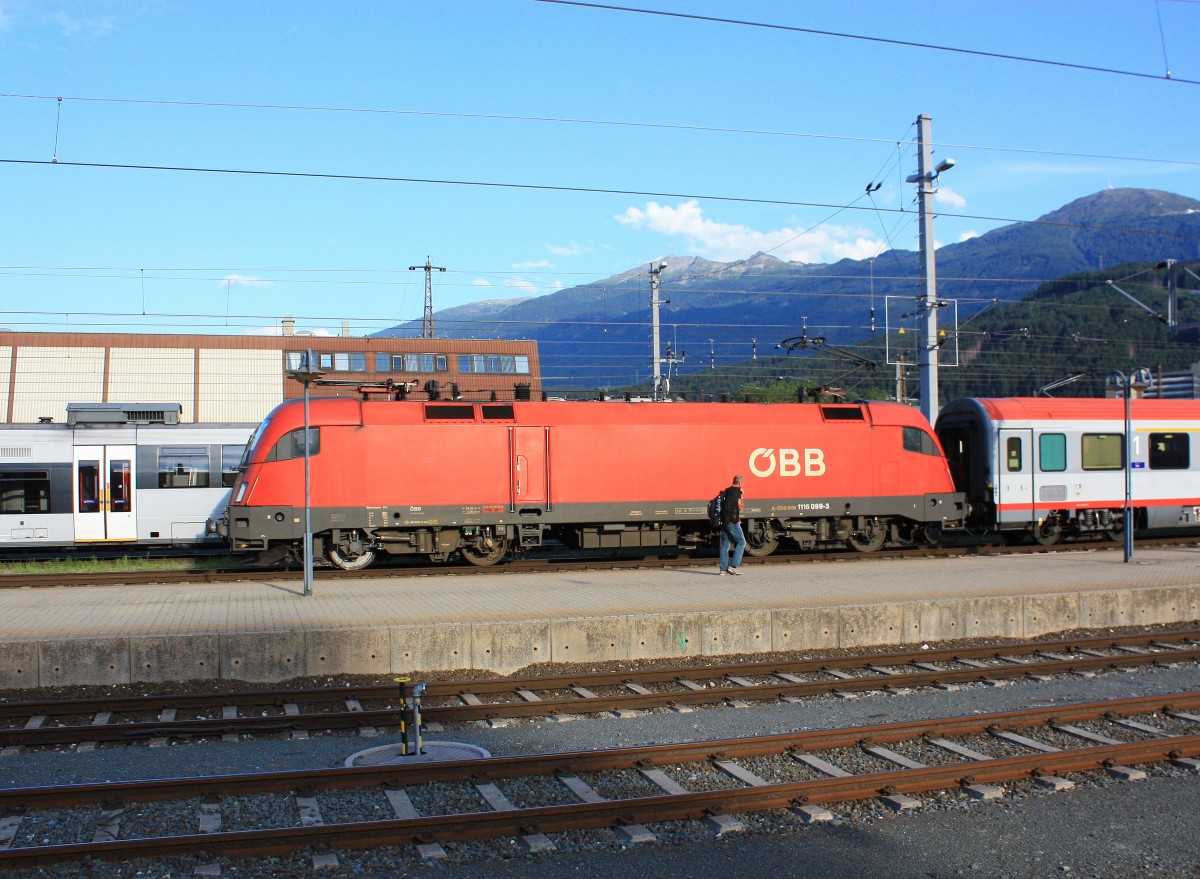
[1,547,1198,687]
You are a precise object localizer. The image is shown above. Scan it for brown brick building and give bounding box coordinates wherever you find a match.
[0,328,541,424]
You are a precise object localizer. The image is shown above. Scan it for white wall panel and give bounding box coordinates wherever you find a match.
[108,348,196,422]
[11,347,105,423]
[0,348,11,421]
[198,349,281,422]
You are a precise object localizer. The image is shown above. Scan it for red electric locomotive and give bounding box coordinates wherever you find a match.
[222,398,965,568]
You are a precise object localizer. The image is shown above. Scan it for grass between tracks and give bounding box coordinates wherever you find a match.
[0,554,239,575]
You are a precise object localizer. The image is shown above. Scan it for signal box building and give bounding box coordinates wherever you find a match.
[0,328,541,424]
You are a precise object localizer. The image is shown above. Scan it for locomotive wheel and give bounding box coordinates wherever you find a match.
[847,521,887,552]
[1032,519,1062,547]
[742,519,780,557]
[327,545,377,571]
[461,534,508,567]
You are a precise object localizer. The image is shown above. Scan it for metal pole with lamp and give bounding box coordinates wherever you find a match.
[288,349,325,596]
[1106,367,1151,563]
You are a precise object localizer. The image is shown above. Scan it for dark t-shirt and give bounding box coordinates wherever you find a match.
[720,485,742,524]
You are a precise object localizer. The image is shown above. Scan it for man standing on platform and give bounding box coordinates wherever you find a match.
[718,474,746,575]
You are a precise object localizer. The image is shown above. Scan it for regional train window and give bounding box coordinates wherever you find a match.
[1149,432,1189,470]
[221,445,244,487]
[0,470,50,514]
[1081,433,1123,470]
[158,446,212,488]
[265,428,320,462]
[1038,433,1066,472]
[1006,437,1023,472]
[78,460,100,513]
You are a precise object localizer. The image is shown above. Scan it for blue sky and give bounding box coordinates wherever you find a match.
[1,0,1197,337]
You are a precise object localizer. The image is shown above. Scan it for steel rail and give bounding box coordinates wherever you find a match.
[2,690,1198,810]
[1,631,1196,746]
[0,692,1198,868]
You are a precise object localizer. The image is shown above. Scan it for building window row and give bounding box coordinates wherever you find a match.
[284,352,530,375]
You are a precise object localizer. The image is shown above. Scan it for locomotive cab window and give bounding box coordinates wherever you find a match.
[265,428,320,462]
[1006,437,1022,472]
[158,446,212,488]
[902,427,939,456]
[1038,433,1066,472]
[1081,433,1123,470]
[1149,432,1189,470]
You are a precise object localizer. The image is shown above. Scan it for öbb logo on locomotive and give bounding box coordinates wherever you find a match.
[748,448,826,478]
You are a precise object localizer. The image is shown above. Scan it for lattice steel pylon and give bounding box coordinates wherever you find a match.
[409,256,446,339]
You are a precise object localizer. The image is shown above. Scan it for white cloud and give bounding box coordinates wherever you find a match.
[504,277,538,296]
[935,187,966,210]
[512,259,552,270]
[615,200,885,263]
[547,242,583,256]
[472,278,492,287]
[48,10,115,36]
[222,274,271,288]
[957,230,979,242]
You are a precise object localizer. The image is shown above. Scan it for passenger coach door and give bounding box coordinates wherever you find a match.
[510,427,548,507]
[996,429,1034,525]
[73,445,137,542]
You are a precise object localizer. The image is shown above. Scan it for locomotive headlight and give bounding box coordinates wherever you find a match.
[274,512,285,522]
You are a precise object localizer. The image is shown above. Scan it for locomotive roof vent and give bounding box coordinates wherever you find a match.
[819,405,865,421]
[66,403,182,425]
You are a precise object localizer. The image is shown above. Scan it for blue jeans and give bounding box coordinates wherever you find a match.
[719,522,746,571]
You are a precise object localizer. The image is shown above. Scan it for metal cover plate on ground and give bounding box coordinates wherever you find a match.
[345,741,491,767]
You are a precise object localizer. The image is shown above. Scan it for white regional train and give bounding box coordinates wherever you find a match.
[0,403,254,553]
[935,397,1200,545]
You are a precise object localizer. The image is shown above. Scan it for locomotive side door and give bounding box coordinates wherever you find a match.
[510,427,548,507]
[73,445,137,542]
[995,429,1034,526]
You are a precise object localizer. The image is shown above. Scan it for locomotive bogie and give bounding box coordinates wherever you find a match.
[225,398,967,568]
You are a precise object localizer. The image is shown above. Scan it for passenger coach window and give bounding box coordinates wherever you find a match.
[158,446,212,488]
[1150,432,1189,470]
[266,428,320,462]
[0,470,51,513]
[1006,437,1022,472]
[1082,433,1123,470]
[1038,433,1066,472]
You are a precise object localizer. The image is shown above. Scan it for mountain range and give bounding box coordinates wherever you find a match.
[375,188,1200,389]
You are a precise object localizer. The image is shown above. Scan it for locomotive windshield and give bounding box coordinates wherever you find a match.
[240,415,274,469]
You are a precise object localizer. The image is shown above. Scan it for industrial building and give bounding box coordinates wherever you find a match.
[0,326,541,424]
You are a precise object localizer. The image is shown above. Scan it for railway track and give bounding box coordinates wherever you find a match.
[2,630,1197,751]
[0,691,1198,871]
[1,534,1198,589]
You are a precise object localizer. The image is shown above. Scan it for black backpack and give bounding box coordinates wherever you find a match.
[707,492,723,528]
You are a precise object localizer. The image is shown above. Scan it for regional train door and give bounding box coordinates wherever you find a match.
[73,446,137,542]
[996,429,1034,525]
[510,427,548,508]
